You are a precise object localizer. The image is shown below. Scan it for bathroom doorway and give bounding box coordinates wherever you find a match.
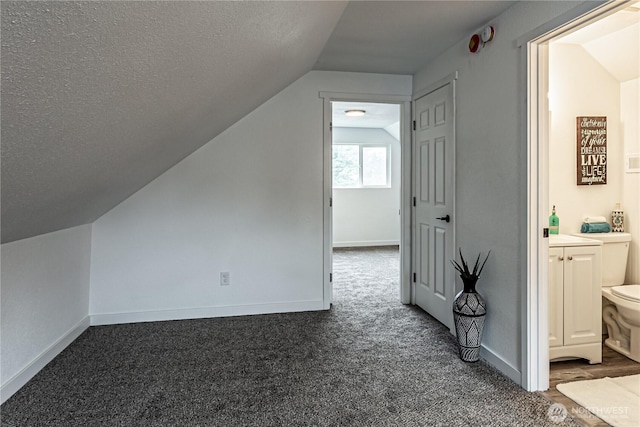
[525,0,639,393]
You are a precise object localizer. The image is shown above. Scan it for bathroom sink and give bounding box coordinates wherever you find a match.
[549,234,603,247]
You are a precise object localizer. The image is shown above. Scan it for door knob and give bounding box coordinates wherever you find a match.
[436,214,450,223]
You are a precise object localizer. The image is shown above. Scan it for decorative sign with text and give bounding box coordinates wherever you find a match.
[577,116,607,186]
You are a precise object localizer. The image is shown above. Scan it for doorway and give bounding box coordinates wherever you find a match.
[330,101,402,307]
[331,102,401,249]
[525,0,638,391]
[320,93,412,309]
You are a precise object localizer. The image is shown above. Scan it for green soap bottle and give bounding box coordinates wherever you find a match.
[549,205,559,235]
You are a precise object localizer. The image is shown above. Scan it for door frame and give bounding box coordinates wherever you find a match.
[519,0,631,391]
[411,72,458,334]
[320,92,412,309]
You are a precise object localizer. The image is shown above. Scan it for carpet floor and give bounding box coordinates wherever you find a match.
[1,246,579,426]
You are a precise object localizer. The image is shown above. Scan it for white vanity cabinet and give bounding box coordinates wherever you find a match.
[549,235,602,364]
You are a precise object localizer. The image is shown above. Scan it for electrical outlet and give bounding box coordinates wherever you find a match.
[220,272,230,286]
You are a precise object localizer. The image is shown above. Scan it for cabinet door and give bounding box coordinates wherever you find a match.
[549,247,565,347]
[563,245,602,346]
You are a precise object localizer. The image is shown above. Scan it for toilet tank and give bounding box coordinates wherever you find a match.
[573,232,631,286]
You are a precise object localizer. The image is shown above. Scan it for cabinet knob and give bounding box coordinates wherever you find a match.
[568,256,573,261]
[559,256,564,261]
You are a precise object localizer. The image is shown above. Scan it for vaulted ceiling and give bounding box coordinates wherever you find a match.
[1,1,516,243]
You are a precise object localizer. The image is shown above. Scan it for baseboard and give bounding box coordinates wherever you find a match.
[1,316,90,404]
[333,240,399,248]
[480,343,522,386]
[90,300,326,326]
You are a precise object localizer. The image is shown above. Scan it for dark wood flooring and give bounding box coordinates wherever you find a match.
[542,339,640,427]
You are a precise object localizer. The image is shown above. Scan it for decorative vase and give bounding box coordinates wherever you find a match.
[452,278,487,362]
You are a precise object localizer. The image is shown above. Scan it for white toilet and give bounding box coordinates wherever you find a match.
[574,232,640,363]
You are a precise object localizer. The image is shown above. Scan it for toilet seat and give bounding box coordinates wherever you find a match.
[611,284,640,303]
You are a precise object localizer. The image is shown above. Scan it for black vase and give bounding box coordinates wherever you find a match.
[452,278,486,362]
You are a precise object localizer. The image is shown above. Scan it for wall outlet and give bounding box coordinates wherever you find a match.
[220,272,230,286]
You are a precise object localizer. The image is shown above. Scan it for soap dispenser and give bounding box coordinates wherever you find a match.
[549,205,559,235]
[612,203,624,232]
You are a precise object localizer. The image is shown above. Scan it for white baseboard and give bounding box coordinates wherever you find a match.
[90,300,326,326]
[480,343,522,386]
[333,240,399,248]
[1,316,90,404]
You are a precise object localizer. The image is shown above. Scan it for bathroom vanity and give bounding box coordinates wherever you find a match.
[549,234,603,364]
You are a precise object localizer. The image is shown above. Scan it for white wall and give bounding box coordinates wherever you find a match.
[549,43,623,232]
[1,224,91,402]
[413,1,593,383]
[89,71,412,324]
[332,127,401,247]
[549,44,639,285]
[621,78,640,284]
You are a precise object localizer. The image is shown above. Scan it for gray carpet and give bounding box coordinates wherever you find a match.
[1,246,579,426]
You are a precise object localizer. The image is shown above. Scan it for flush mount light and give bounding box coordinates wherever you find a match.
[345,109,366,117]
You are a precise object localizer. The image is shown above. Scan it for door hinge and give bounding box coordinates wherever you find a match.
[413,197,416,207]
[413,272,416,283]
[329,197,333,207]
[329,121,332,130]
[543,228,549,238]
[413,120,416,131]
[330,273,333,282]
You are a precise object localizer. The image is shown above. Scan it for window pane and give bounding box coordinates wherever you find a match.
[333,145,359,187]
[362,146,387,186]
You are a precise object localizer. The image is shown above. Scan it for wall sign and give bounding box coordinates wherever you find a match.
[577,116,607,186]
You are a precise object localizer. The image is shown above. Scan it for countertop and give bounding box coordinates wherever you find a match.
[549,234,603,248]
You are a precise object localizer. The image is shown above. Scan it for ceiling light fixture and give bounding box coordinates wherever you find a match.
[345,109,366,117]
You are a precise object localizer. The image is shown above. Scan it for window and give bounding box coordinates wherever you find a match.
[333,143,390,188]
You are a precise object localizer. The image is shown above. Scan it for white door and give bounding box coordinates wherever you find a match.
[413,82,455,331]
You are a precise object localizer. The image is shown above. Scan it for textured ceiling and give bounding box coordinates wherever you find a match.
[1,1,518,243]
[1,1,347,243]
[314,1,516,74]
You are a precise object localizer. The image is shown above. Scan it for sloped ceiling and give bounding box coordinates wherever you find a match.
[1,1,347,243]
[1,1,516,244]
[554,5,639,82]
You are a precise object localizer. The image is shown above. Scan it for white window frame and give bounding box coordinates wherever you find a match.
[332,142,391,189]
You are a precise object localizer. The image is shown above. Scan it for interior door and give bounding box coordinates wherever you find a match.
[413,82,455,332]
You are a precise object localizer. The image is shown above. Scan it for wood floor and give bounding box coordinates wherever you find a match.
[542,339,640,427]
